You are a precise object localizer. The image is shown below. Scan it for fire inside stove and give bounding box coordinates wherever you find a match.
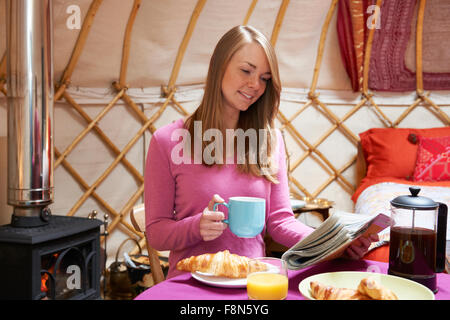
[41,253,59,294]
[40,245,96,300]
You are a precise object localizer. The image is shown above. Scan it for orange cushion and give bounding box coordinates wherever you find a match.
[359,127,450,180]
[363,245,389,263]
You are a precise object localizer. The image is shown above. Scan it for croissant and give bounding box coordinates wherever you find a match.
[357,277,398,300]
[176,250,267,278]
[310,281,371,300]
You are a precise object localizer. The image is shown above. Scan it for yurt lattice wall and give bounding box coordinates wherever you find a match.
[0,0,449,263]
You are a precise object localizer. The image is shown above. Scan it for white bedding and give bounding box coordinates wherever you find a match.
[355,182,450,240]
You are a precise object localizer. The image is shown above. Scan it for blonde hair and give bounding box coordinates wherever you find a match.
[185,25,281,183]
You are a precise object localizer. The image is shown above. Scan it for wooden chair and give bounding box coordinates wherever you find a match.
[130,204,166,285]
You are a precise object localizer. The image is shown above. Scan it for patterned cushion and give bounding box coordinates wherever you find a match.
[413,136,450,182]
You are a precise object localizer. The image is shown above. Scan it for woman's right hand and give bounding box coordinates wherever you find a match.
[199,194,228,241]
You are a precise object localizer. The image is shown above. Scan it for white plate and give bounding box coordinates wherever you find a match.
[191,263,280,288]
[290,199,306,210]
[191,272,247,288]
[298,271,435,300]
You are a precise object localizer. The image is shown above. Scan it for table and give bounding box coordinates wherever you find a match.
[293,205,331,221]
[135,258,450,300]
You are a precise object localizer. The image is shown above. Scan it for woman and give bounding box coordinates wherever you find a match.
[144,25,375,279]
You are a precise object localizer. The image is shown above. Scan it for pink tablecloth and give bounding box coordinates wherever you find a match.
[135,259,450,300]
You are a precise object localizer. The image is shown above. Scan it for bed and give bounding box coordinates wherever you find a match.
[352,127,450,266]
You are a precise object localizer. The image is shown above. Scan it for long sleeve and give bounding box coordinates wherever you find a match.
[265,131,314,248]
[144,120,314,279]
[144,133,203,251]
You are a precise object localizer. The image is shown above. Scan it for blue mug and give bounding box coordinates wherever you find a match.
[213,197,266,238]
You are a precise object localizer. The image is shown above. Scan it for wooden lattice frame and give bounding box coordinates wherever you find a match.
[1,0,448,255]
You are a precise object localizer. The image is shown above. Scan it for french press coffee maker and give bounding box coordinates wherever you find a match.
[388,187,447,293]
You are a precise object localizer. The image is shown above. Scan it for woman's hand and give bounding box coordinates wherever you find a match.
[199,194,228,241]
[344,233,380,260]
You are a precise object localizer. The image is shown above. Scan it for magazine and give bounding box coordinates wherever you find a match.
[282,211,391,270]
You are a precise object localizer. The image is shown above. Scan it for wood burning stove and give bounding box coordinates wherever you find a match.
[1,0,105,300]
[0,216,103,300]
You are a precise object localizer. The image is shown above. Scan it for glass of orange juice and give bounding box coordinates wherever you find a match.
[247,257,288,300]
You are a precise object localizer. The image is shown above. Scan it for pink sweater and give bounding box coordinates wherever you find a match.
[144,119,313,278]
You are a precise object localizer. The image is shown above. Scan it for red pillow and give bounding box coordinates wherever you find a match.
[413,135,450,181]
[359,127,450,180]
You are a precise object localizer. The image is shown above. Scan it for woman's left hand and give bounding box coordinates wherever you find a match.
[344,233,380,260]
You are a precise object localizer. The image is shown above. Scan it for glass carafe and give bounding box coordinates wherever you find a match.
[388,187,447,293]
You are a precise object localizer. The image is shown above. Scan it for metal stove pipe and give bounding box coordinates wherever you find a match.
[6,0,54,227]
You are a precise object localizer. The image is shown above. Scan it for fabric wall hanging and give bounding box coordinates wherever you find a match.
[337,0,450,92]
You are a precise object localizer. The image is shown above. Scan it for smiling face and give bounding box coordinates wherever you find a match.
[185,25,281,182]
[221,42,272,117]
